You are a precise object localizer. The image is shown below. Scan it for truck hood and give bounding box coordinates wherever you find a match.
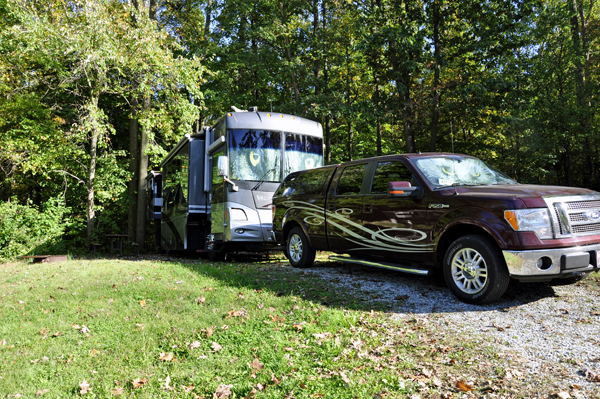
[438,184,598,208]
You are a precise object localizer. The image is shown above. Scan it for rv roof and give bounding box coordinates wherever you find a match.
[225,112,322,137]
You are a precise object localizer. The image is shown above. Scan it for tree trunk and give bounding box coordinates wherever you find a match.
[347,122,353,161]
[86,98,100,246]
[127,97,139,241]
[204,0,212,42]
[136,96,150,247]
[325,115,331,163]
[279,1,301,104]
[429,0,441,152]
[400,75,415,153]
[568,0,591,187]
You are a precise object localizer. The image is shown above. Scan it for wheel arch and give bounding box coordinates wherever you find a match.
[436,223,503,266]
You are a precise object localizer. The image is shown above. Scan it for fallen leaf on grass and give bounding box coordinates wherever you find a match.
[553,392,572,399]
[213,384,233,399]
[79,380,91,394]
[35,389,49,396]
[111,387,124,396]
[189,341,201,350]
[339,371,351,388]
[139,300,146,307]
[183,385,195,393]
[505,368,524,380]
[212,342,223,352]
[196,297,206,304]
[52,332,62,338]
[205,327,214,338]
[455,380,473,392]
[159,352,175,362]
[79,325,90,334]
[132,378,147,389]
[90,348,100,357]
[244,388,257,398]
[164,375,173,391]
[227,309,247,318]
[583,368,600,382]
[271,373,282,384]
[292,324,303,332]
[249,358,264,373]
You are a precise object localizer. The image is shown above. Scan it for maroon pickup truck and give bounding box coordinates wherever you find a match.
[272,153,600,304]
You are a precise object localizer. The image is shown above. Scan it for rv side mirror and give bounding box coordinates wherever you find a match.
[217,156,228,177]
[388,181,421,198]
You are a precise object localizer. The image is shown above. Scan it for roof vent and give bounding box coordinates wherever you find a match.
[248,106,258,112]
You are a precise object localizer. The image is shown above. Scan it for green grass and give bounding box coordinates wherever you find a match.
[0,256,532,398]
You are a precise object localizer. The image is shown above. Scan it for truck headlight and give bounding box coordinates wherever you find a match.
[504,209,553,239]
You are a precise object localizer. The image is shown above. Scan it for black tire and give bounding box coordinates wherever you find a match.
[286,227,316,268]
[208,250,228,262]
[443,235,510,304]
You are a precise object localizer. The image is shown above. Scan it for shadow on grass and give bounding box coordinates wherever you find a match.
[173,251,563,316]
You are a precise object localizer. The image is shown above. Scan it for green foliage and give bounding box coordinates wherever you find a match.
[0,197,70,259]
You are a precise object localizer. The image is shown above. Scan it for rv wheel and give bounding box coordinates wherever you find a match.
[208,250,228,262]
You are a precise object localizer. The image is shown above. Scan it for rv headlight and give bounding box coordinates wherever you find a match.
[504,209,553,239]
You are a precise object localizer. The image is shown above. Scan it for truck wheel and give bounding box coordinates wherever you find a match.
[443,235,510,304]
[287,227,315,268]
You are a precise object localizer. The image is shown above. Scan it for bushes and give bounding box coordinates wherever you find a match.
[0,197,70,260]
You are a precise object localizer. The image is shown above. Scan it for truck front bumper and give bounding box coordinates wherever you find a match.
[503,243,600,281]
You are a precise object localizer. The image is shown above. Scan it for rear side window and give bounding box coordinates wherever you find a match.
[277,168,334,197]
[370,161,415,194]
[336,164,367,196]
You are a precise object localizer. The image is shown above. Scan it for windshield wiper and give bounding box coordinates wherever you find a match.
[436,182,481,190]
[252,168,276,191]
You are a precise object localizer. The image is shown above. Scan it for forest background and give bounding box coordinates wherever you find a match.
[0,0,598,259]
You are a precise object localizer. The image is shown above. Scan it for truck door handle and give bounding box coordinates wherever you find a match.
[364,204,373,213]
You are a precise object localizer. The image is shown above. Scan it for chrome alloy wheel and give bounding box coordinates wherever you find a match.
[288,233,303,263]
[450,247,488,294]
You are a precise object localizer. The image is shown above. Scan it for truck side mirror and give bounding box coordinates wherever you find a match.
[217,156,228,177]
[388,181,422,198]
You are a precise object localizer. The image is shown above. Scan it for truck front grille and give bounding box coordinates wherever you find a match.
[546,195,600,238]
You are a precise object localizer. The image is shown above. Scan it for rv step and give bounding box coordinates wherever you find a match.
[328,255,431,276]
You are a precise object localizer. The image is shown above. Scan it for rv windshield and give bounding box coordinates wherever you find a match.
[284,133,324,176]
[228,129,282,182]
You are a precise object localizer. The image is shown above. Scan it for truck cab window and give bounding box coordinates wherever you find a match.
[371,161,415,194]
[336,164,367,196]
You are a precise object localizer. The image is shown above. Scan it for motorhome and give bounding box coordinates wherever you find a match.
[158,107,323,259]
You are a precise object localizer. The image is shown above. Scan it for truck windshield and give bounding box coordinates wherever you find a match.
[229,129,282,182]
[284,133,324,176]
[412,156,516,189]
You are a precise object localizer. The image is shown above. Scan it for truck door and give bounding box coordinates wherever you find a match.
[325,163,369,253]
[359,160,434,264]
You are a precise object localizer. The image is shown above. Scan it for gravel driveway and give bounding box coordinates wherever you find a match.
[291,259,600,397]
